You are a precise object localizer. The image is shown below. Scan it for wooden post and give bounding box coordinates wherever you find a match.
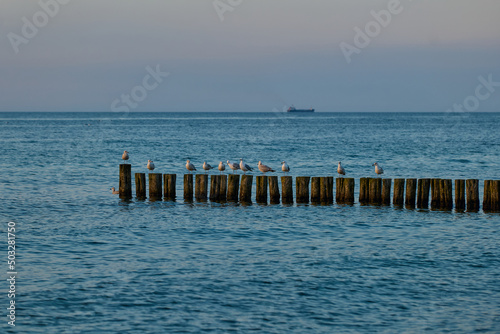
[256,176,268,204]
[393,178,405,207]
[227,174,239,202]
[319,177,330,203]
[440,179,453,210]
[195,174,208,201]
[239,175,253,203]
[369,178,382,205]
[466,179,479,212]
[149,173,162,200]
[430,178,441,210]
[382,179,391,206]
[359,177,369,205]
[326,177,334,204]
[417,179,430,209]
[296,177,310,204]
[281,176,293,204]
[335,177,343,203]
[119,164,132,199]
[135,173,146,199]
[311,177,320,203]
[209,175,220,202]
[483,180,491,212]
[163,174,176,200]
[455,179,465,211]
[405,178,417,209]
[219,175,227,202]
[491,180,500,212]
[184,174,193,202]
[344,178,355,204]
[269,176,280,204]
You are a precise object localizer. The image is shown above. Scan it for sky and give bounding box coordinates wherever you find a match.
[1,0,499,112]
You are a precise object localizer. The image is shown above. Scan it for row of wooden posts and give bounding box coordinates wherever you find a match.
[119,164,500,212]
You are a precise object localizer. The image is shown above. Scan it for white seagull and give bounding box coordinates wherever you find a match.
[218,161,226,174]
[337,161,346,177]
[203,161,213,174]
[281,161,290,175]
[258,161,275,174]
[372,162,384,176]
[239,159,253,174]
[227,160,240,174]
[110,187,119,194]
[186,160,196,173]
[122,150,129,161]
[147,160,155,171]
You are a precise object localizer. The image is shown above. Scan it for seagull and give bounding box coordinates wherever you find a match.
[337,161,346,177]
[122,150,129,161]
[239,159,253,174]
[186,160,196,173]
[281,161,290,175]
[110,187,119,194]
[203,161,213,174]
[258,161,275,174]
[372,162,384,176]
[218,161,226,174]
[147,160,155,171]
[227,160,240,174]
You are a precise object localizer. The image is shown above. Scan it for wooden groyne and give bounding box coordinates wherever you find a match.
[118,164,500,212]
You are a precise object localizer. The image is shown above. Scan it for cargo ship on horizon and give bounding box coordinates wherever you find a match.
[287,105,314,112]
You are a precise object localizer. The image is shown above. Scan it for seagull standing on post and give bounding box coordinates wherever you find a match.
[372,162,384,176]
[227,160,240,174]
[218,161,226,174]
[147,160,155,172]
[258,161,275,174]
[281,161,290,175]
[203,161,213,174]
[122,150,129,161]
[186,160,196,174]
[239,159,253,175]
[337,161,346,177]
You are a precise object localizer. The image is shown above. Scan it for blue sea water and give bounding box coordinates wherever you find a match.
[1,112,500,333]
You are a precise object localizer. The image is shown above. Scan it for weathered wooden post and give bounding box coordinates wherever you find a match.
[382,179,392,206]
[281,176,293,204]
[239,175,253,203]
[311,177,320,203]
[119,164,132,199]
[417,179,430,209]
[227,174,239,202]
[268,176,280,204]
[455,179,465,211]
[484,180,500,212]
[326,177,334,204]
[296,177,310,204]
[335,177,343,203]
[209,175,220,202]
[256,176,268,204]
[466,179,479,212]
[405,178,417,209]
[440,179,453,210]
[219,175,227,202]
[163,174,176,200]
[149,173,162,200]
[184,174,193,202]
[430,178,441,210]
[336,178,355,204]
[393,178,405,207]
[135,173,146,199]
[359,177,369,205]
[195,174,208,201]
[369,178,382,205]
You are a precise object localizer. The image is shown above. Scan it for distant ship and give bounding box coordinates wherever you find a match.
[287,105,314,112]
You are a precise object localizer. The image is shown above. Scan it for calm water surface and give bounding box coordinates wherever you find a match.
[1,112,499,333]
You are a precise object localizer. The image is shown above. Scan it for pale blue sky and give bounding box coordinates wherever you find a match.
[1,0,499,111]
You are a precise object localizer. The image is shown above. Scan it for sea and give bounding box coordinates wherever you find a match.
[1,112,499,333]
